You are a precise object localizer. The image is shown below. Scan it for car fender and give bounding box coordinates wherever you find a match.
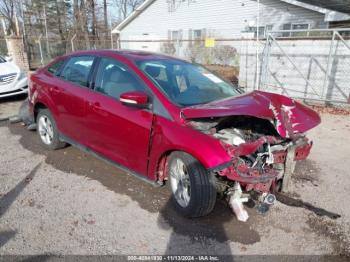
[31,86,60,123]
[147,116,231,181]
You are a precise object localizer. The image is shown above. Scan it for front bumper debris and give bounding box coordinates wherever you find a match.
[217,136,313,191]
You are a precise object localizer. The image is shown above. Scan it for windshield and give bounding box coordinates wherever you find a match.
[136,59,239,106]
[0,56,6,63]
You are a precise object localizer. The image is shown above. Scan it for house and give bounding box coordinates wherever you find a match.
[112,0,350,53]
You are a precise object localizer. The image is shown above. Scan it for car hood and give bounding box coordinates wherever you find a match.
[181,91,321,138]
[0,62,19,76]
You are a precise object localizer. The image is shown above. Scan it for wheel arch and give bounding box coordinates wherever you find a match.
[33,102,48,122]
[154,148,220,183]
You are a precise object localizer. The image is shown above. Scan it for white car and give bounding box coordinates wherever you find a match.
[0,55,28,98]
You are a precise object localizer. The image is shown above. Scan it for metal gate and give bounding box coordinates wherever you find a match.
[259,28,350,104]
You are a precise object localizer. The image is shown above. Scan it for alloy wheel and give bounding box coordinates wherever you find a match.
[38,115,54,145]
[169,158,191,208]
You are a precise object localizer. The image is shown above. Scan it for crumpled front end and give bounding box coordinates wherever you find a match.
[217,134,312,192]
[182,91,321,220]
[188,114,314,193]
[187,113,317,221]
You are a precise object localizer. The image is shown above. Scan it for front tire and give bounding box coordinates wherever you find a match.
[37,109,66,150]
[168,152,217,217]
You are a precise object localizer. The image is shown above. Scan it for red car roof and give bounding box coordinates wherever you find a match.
[64,49,184,62]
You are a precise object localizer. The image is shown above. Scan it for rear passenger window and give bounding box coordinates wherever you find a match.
[48,59,65,75]
[60,56,95,87]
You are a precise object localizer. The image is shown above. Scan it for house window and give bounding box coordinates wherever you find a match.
[292,23,309,30]
[247,26,265,38]
[191,29,204,45]
[282,23,292,37]
[171,30,179,41]
[169,30,182,46]
[265,24,273,37]
[193,30,202,40]
[292,23,309,37]
[257,26,265,38]
[282,23,309,37]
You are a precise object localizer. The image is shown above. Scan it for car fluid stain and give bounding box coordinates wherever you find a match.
[280,160,341,219]
[7,123,261,245]
[276,193,341,219]
[306,215,350,257]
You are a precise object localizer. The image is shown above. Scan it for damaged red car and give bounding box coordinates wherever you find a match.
[28,50,320,220]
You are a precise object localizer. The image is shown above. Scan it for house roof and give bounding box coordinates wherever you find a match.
[112,0,350,33]
[112,0,156,33]
[280,0,350,21]
[298,0,350,14]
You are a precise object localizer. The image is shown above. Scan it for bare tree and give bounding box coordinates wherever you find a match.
[114,0,143,20]
[73,0,90,49]
[54,0,66,41]
[103,0,108,36]
[87,0,98,40]
[0,0,19,35]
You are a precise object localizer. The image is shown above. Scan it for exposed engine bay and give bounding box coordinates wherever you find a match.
[188,115,313,221]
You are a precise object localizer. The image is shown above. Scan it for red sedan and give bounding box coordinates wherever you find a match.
[28,50,320,220]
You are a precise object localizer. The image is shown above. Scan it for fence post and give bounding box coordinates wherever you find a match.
[71,34,77,52]
[259,34,271,90]
[176,37,180,57]
[255,0,260,90]
[38,34,44,66]
[322,30,336,100]
[111,31,114,49]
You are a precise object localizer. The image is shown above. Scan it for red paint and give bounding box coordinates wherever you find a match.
[181,91,321,138]
[28,50,320,189]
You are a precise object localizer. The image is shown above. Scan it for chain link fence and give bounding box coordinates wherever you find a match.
[25,35,114,69]
[18,28,350,105]
[258,28,350,104]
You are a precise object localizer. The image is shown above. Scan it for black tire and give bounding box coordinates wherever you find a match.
[36,109,66,150]
[167,151,217,217]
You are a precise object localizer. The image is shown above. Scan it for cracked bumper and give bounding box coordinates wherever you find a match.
[214,137,313,185]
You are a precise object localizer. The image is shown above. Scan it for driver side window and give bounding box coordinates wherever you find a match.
[94,58,146,99]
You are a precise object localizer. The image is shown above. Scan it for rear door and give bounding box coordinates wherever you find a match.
[53,56,96,143]
[84,57,153,175]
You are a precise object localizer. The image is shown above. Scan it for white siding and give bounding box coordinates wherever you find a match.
[119,0,325,41]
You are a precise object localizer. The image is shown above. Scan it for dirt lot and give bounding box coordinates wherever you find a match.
[0,96,349,257]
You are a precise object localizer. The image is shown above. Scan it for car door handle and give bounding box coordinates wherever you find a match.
[89,102,102,110]
[50,86,61,94]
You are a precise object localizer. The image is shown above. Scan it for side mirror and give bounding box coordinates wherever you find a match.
[5,56,13,62]
[120,91,149,108]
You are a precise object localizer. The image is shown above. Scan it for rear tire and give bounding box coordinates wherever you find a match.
[168,151,217,217]
[37,109,66,150]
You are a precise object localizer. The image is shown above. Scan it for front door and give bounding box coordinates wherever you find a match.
[84,57,153,176]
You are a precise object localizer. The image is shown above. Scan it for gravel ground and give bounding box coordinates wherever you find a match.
[0,95,26,120]
[0,96,349,257]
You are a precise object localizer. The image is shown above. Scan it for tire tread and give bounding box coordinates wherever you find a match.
[168,151,217,217]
